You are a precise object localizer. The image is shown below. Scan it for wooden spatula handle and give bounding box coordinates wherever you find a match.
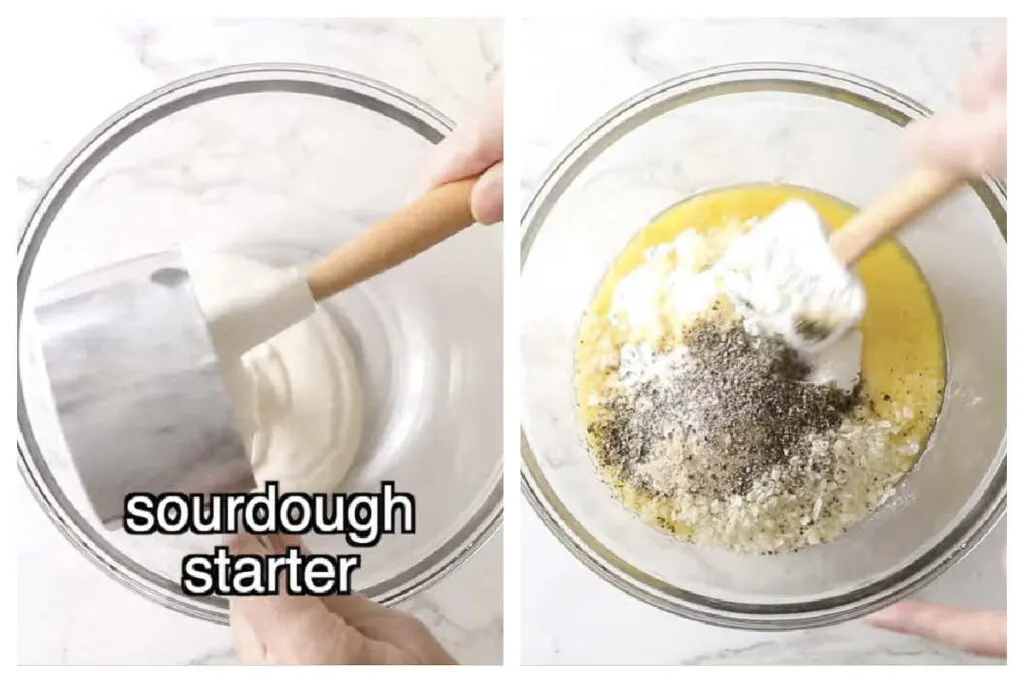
[306,177,478,301]
[829,167,963,267]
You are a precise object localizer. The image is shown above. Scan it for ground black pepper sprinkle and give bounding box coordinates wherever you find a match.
[587,319,861,501]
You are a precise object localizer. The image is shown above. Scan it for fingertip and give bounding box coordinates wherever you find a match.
[904,115,954,152]
[424,124,493,186]
[471,163,504,225]
[320,592,384,624]
[978,40,1007,91]
[229,530,269,555]
[266,532,306,554]
[866,601,1007,658]
[230,583,326,644]
[904,112,996,178]
[482,77,504,150]
[864,602,916,629]
[230,598,269,665]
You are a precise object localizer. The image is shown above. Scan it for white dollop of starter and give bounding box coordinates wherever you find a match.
[187,252,364,493]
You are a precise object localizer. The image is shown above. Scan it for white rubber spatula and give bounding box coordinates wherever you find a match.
[716,166,965,353]
[828,167,964,267]
[201,176,480,357]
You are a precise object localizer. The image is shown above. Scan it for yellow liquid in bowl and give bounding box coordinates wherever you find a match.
[575,184,946,552]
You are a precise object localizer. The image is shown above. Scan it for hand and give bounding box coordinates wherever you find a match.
[228,533,457,665]
[423,76,503,224]
[906,42,1006,178]
[866,549,1006,659]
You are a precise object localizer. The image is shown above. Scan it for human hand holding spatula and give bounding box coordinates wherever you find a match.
[204,176,483,359]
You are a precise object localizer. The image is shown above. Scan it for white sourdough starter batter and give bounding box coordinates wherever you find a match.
[187,252,363,493]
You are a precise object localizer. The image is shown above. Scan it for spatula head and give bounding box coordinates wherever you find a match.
[33,249,253,529]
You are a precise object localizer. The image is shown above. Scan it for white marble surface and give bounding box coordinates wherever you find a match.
[15,18,502,665]
[519,17,1006,665]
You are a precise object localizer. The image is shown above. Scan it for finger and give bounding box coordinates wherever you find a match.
[230,527,313,554]
[228,531,319,599]
[961,41,1007,108]
[426,116,502,187]
[227,532,330,636]
[471,161,504,224]
[230,599,269,665]
[906,106,1006,178]
[422,76,503,188]
[230,532,380,626]
[319,594,455,664]
[228,529,271,555]
[264,532,307,554]
[228,530,305,557]
[318,592,392,627]
[867,601,1007,658]
[228,533,399,664]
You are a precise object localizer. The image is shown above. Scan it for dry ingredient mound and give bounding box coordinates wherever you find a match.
[589,319,860,501]
[586,316,902,555]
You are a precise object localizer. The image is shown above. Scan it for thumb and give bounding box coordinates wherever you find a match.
[231,603,269,665]
[227,532,339,655]
[906,105,1006,178]
[961,41,1006,108]
[471,161,503,224]
[419,76,503,191]
[867,601,1007,658]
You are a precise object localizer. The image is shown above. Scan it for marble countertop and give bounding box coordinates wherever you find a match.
[519,17,1006,665]
[15,18,502,665]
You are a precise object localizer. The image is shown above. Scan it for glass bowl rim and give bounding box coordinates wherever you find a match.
[519,60,1006,631]
[17,62,503,625]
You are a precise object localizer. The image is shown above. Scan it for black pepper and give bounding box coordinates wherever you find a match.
[588,319,861,501]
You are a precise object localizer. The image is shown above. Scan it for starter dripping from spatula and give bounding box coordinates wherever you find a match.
[194,176,479,359]
[716,167,964,389]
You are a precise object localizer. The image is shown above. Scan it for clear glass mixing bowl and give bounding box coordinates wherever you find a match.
[18,64,502,623]
[520,63,1006,629]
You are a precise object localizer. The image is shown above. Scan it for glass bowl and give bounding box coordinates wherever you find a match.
[18,64,502,623]
[520,63,1006,630]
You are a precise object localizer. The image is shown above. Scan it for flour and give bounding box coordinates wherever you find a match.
[608,212,863,392]
[589,313,899,554]
[610,263,664,333]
